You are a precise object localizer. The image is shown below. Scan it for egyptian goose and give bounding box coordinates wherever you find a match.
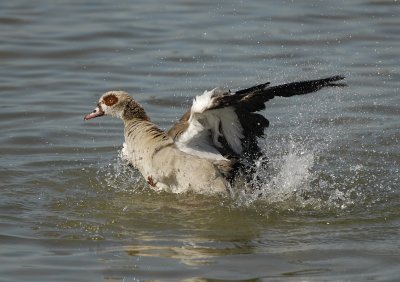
[84,75,345,195]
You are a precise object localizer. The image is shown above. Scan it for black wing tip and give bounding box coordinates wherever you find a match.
[324,75,347,87]
[326,75,345,81]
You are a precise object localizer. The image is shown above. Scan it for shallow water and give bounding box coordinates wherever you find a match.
[1,0,399,281]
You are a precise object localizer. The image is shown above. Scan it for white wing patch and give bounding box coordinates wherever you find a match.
[217,107,244,153]
[176,88,244,160]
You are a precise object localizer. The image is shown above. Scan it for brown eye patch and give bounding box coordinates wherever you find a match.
[103,94,118,106]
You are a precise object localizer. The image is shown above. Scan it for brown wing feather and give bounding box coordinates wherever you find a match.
[166,110,190,140]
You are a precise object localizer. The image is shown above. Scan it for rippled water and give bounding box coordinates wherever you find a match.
[1,0,399,281]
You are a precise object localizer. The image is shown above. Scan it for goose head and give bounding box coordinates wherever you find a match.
[84,91,148,121]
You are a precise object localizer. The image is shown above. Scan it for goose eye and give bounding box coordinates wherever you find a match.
[103,94,118,106]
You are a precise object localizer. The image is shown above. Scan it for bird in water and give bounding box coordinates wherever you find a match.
[84,75,345,195]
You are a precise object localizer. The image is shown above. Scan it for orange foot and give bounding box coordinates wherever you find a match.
[147,176,157,187]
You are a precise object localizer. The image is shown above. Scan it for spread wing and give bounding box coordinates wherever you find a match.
[166,75,346,166]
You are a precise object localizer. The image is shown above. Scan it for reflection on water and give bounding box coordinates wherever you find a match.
[123,242,254,266]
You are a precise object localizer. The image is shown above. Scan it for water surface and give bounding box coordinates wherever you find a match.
[1,0,399,281]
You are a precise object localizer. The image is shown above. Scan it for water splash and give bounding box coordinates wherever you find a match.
[232,137,321,209]
[231,132,394,213]
[95,149,146,193]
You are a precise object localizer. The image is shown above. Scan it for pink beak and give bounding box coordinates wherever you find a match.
[84,106,104,120]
